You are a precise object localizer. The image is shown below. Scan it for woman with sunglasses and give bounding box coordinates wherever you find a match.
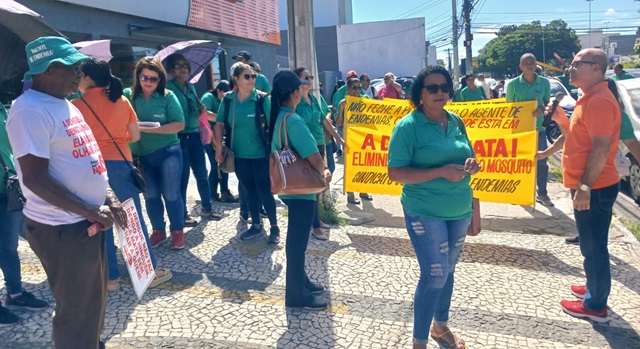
[293,67,344,241]
[214,63,280,243]
[74,59,172,291]
[124,57,187,250]
[165,53,216,228]
[387,66,480,349]
[360,73,377,99]
[336,78,373,205]
[269,70,331,310]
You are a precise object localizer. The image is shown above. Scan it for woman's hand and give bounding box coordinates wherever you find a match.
[463,158,481,175]
[338,137,346,147]
[324,169,332,181]
[440,164,468,182]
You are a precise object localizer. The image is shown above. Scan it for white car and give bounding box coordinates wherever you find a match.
[616,78,640,201]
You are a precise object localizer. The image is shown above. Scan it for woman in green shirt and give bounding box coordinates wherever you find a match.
[387,66,480,349]
[214,63,280,243]
[165,53,215,226]
[269,70,332,310]
[293,67,345,240]
[124,57,187,250]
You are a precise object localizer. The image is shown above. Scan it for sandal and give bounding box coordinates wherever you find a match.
[430,327,466,349]
[149,268,173,288]
[319,222,331,229]
[347,195,361,205]
[311,228,329,241]
[359,193,373,201]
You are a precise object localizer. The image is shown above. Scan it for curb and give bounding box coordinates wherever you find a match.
[611,215,640,257]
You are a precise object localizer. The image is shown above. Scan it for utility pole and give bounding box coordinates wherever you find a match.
[451,0,459,80]
[587,0,594,47]
[463,0,473,75]
[447,48,452,76]
[287,0,319,99]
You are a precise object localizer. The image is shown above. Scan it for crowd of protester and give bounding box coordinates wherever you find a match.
[0,35,630,349]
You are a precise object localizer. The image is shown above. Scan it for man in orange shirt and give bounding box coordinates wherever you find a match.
[552,48,620,323]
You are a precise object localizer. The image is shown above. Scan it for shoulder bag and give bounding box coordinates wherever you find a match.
[219,96,236,173]
[269,113,327,195]
[451,113,481,236]
[80,97,147,193]
[0,153,26,212]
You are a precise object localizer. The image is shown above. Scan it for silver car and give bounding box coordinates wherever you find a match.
[617,78,640,201]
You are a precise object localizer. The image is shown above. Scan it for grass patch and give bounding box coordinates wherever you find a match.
[622,219,640,242]
[548,158,563,182]
[319,192,349,226]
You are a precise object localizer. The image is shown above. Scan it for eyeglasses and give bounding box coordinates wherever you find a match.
[363,79,370,82]
[139,74,160,83]
[350,85,361,90]
[173,63,191,70]
[303,75,314,81]
[242,73,257,80]
[569,60,598,69]
[423,83,451,94]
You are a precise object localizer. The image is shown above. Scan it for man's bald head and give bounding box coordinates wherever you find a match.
[579,48,607,75]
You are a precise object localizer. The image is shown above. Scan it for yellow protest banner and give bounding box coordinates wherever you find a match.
[343,96,539,205]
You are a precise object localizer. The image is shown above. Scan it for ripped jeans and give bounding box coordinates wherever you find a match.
[404,209,471,344]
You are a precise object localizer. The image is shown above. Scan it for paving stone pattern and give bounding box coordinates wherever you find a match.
[1,163,640,348]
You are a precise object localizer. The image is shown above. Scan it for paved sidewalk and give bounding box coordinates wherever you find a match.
[1,159,640,348]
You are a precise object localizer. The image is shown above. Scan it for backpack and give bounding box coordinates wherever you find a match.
[223,91,269,156]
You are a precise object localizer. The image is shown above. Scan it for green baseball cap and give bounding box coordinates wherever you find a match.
[23,36,89,81]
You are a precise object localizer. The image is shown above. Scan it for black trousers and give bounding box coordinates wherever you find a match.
[282,199,317,306]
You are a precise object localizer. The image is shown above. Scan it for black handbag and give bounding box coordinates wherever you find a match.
[0,154,26,212]
[80,97,147,193]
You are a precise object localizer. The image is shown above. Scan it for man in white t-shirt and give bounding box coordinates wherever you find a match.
[7,36,127,349]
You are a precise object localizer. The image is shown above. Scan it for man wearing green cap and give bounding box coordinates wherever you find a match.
[6,36,126,349]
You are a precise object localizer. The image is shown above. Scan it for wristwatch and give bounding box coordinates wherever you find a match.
[579,183,591,192]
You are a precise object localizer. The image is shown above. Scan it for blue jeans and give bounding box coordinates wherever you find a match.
[537,131,549,196]
[572,182,619,310]
[325,142,336,174]
[203,143,229,196]
[404,209,470,344]
[140,144,185,232]
[104,160,157,280]
[0,209,22,294]
[234,158,277,227]
[179,132,211,212]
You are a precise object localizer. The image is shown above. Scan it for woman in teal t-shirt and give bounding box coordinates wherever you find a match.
[124,56,186,250]
[213,63,279,243]
[387,66,480,349]
[269,70,332,310]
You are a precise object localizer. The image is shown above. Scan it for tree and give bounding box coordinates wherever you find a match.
[477,20,581,77]
[437,59,445,68]
[635,38,640,55]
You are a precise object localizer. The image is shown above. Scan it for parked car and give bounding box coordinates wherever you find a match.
[616,78,640,201]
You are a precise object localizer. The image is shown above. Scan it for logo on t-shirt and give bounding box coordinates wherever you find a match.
[91,154,107,175]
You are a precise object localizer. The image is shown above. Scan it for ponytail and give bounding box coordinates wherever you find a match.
[269,85,283,140]
[107,75,124,102]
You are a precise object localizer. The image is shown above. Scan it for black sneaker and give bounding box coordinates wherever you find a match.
[184,215,199,227]
[536,194,554,207]
[4,291,48,311]
[268,226,280,244]
[308,281,325,295]
[220,191,239,203]
[287,297,328,310]
[211,194,221,202]
[241,225,263,240]
[565,235,580,245]
[99,340,106,349]
[0,306,19,328]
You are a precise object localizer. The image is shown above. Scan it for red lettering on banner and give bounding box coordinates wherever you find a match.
[361,134,376,150]
[473,139,511,158]
[380,136,390,151]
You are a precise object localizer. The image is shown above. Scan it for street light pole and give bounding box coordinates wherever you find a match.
[587,0,594,47]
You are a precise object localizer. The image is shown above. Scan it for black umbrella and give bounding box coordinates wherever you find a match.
[0,0,63,82]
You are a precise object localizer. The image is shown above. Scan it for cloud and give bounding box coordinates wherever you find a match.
[604,9,616,17]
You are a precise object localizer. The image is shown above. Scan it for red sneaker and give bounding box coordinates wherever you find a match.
[561,299,610,323]
[149,230,167,248]
[170,230,185,250]
[571,285,587,299]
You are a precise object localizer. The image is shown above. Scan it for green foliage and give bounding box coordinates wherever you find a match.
[318,192,348,226]
[622,61,640,69]
[634,38,640,55]
[437,59,445,68]
[477,20,581,77]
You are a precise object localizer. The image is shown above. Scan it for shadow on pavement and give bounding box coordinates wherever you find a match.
[593,312,640,349]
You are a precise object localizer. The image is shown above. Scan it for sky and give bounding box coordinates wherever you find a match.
[352,0,640,60]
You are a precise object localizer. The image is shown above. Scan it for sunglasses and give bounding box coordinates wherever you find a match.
[350,85,361,90]
[423,83,451,94]
[242,73,257,80]
[173,63,191,70]
[303,75,314,81]
[363,79,370,82]
[569,60,598,69]
[139,74,160,83]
